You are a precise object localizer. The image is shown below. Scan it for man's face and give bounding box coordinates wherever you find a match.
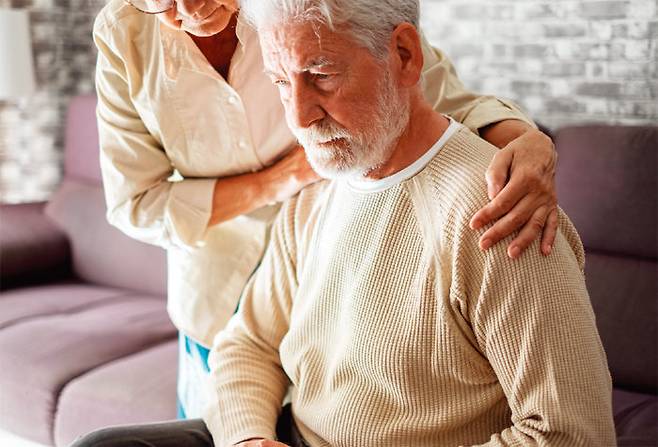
[260,21,410,179]
[156,0,238,36]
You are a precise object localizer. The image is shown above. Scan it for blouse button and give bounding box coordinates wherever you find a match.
[227,96,237,105]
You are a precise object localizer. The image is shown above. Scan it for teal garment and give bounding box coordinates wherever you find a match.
[177,333,210,420]
[184,334,211,372]
[176,268,254,419]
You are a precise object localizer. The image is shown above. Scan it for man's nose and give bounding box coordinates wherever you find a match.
[289,82,324,129]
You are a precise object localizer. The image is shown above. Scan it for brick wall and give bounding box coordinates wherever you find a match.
[0,0,656,203]
[0,0,103,203]
[420,0,658,128]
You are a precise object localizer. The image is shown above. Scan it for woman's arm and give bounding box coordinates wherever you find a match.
[95,15,192,248]
[420,35,558,258]
[209,146,318,226]
[419,36,534,134]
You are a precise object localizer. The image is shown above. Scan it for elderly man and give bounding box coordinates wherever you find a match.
[201,0,616,446]
[72,0,615,446]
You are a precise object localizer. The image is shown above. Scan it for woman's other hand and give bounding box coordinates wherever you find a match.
[209,146,320,226]
[470,127,558,259]
[263,145,321,204]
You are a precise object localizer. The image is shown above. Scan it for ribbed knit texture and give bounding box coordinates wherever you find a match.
[207,127,616,447]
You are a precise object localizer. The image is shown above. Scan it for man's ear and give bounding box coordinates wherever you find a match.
[389,23,424,87]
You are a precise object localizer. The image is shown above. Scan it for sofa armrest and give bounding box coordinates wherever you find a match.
[0,202,71,287]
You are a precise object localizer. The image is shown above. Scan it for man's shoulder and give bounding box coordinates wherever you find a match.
[421,127,586,272]
[423,126,498,222]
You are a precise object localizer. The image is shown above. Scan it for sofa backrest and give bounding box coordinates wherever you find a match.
[555,124,657,395]
[45,95,167,297]
[64,94,104,184]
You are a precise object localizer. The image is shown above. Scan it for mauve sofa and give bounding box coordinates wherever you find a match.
[0,95,656,446]
[0,95,177,447]
[554,125,657,447]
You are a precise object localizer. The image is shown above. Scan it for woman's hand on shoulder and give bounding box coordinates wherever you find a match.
[470,128,558,259]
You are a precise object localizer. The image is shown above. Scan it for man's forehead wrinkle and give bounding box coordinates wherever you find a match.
[261,28,300,75]
[261,20,351,77]
[312,21,324,53]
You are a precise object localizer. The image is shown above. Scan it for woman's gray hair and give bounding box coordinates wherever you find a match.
[239,0,420,58]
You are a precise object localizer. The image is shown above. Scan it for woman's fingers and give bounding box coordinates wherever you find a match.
[470,175,528,231]
[540,208,559,255]
[485,148,513,200]
[473,129,559,257]
[506,205,549,258]
[477,194,540,252]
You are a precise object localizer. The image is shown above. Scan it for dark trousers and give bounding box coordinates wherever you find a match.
[69,404,308,447]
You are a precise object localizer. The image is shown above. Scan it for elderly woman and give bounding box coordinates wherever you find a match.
[91,0,557,426]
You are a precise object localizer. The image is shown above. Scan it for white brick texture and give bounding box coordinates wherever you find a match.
[420,0,658,129]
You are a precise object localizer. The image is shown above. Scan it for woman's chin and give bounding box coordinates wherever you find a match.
[182,8,233,36]
[157,6,234,37]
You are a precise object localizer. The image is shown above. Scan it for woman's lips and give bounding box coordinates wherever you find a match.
[177,3,226,23]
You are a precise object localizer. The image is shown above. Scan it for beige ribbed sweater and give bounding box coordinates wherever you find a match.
[206,126,616,447]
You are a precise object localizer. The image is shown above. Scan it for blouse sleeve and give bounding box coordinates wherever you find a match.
[419,32,536,134]
[93,12,215,249]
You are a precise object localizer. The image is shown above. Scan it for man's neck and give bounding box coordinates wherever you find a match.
[365,98,450,180]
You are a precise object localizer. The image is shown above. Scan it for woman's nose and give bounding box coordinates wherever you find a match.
[175,0,206,18]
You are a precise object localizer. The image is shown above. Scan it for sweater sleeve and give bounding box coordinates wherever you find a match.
[204,197,298,446]
[419,32,536,134]
[455,212,616,446]
[93,12,215,249]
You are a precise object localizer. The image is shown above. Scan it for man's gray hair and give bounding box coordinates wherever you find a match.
[240,0,420,58]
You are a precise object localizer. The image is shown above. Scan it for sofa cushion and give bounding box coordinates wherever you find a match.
[0,282,140,330]
[0,296,176,445]
[45,180,167,296]
[555,125,658,259]
[614,388,658,446]
[54,340,177,447]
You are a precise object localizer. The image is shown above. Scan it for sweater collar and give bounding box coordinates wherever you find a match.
[347,118,461,194]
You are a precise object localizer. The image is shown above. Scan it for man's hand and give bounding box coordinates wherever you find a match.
[470,128,558,259]
[234,439,290,447]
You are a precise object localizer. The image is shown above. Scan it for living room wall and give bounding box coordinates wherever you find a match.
[419,0,658,128]
[0,0,656,203]
[0,0,102,203]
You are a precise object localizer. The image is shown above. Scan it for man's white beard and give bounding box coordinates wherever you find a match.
[292,71,411,180]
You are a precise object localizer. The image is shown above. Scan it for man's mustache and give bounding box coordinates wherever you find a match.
[294,118,352,146]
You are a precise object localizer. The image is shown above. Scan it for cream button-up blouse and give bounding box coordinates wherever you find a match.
[93,0,532,347]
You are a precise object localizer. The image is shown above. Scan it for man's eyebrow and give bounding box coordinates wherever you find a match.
[301,56,332,71]
[262,57,334,77]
